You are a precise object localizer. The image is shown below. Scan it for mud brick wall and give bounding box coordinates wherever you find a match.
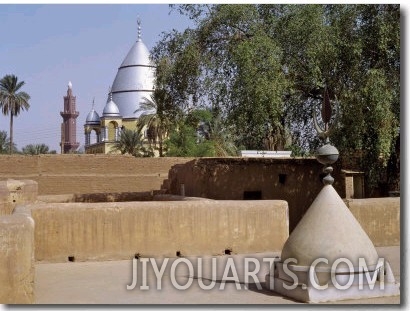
[0,155,192,195]
[0,180,38,216]
[32,200,289,262]
[347,197,400,246]
[0,206,34,304]
[165,157,346,232]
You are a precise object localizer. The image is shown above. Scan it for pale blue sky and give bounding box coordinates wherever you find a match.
[0,4,193,152]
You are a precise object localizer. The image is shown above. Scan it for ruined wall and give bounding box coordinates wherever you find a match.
[347,197,400,246]
[32,200,289,262]
[0,206,34,304]
[0,180,37,303]
[165,158,345,232]
[0,180,38,216]
[0,155,192,195]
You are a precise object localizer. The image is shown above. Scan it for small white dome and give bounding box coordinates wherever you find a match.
[103,99,121,117]
[68,81,72,89]
[85,109,101,125]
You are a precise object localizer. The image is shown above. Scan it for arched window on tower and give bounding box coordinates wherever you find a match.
[89,129,99,145]
[107,121,118,141]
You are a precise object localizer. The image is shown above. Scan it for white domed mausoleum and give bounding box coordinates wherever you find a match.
[84,18,155,154]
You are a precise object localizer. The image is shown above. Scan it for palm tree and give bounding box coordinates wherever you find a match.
[110,128,145,156]
[0,74,30,154]
[136,90,175,157]
[197,111,238,156]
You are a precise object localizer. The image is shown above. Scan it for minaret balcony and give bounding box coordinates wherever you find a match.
[60,111,80,118]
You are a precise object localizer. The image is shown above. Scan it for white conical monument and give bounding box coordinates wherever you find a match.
[280,184,379,267]
[265,88,400,302]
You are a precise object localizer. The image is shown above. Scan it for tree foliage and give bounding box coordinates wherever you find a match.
[166,123,215,157]
[22,143,56,155]
[136,89,176,157]
[110,128,150,157]
[195,109,238,156]
[164,108,238,157]
[153,4,400,194]
[0,131,17,154]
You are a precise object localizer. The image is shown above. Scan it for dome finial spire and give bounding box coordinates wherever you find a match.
[92,97,95,109]
[108,86,113,102]
[137,16,142,41]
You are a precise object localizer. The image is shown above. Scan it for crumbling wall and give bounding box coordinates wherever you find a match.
[32,200,289,262]
[0,206,35,304]
[0,180,37,303]
[0,179,38,216]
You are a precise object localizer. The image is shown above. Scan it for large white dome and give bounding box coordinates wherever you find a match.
[111,25,155,119]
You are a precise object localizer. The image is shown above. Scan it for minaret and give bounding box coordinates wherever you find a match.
[60,81,80,153]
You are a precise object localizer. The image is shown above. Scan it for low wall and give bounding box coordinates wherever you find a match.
[347,197,400,246]
[0,155,192,195]
[32,200,289,262]
[0,206,35,304]
[35,190,401,252]
[37,191,156,203]
[37,193,214,203]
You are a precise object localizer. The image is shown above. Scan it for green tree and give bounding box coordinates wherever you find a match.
[0,74,30,154]
[269,4,337,152]
[157,4,400,194]
[326,4,399,193]
[153,4,289,150]
[110,128,146,157]
[262,4,399,193]
[0,130,17,154]
[0,131,7,154]
[164,108,237,157]
[22,143,56,155]
[165,123,215,157]
[195,109,238,156]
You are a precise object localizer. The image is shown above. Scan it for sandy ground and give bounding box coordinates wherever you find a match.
[34,246,401,305]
